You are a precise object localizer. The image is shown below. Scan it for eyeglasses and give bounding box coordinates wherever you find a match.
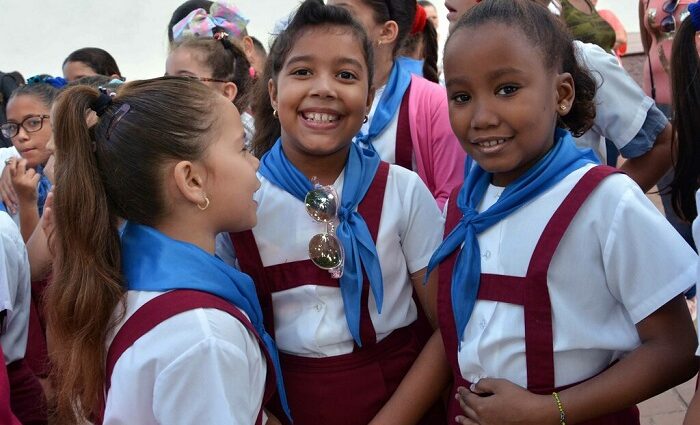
[305,184,344,278]
[0,115,50,139]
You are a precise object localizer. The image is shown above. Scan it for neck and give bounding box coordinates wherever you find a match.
[282,143,350,186]
[373,50,395,89]
[155,219,216,254]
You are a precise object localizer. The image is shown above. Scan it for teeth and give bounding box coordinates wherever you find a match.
[478,139,506,147]
[303,112,339,122]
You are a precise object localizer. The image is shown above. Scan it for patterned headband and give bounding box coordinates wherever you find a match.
[172,2,249,41]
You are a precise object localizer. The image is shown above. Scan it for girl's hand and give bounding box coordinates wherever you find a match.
[42,190,55,251]
[454,379,558,425]
[0,160,19,213]
[9,159,40,205]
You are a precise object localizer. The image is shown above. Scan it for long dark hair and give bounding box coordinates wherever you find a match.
[251,0,374,157]
[46,77,219,423]
[361,0,438,82]
[670,17,700,221]
[62,48,122,78]
[448,0,597,136]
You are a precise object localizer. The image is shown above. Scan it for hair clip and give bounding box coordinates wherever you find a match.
[106,103,131,140]
[411,5,428,34]
[26,75,68,88]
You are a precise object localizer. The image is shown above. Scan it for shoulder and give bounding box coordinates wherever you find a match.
[0,213,23,255]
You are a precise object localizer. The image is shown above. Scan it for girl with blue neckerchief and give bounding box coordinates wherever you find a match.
[318,0,464,209]
[671,4,700,424]
[0,76,64,241]
[430,1,698,424]
[45,77,289,425]
[219,1,448,424]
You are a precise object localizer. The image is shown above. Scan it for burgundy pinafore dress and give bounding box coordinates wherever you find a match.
[97,290,277,425]
[439,166,640,424]
[231,161,444,425]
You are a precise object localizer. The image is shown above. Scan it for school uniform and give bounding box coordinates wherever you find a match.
[219,161,445,424]
[357,70,465,208]
[573,41,666,163]
[439,164,697,422]
[693,190,700,357]
[0,211,45,424]
[102,290,268,425]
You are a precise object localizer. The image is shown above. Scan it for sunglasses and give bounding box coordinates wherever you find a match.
[305,184,344,278]
[660,0,681,33]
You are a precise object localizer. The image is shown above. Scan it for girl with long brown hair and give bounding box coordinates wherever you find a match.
[45,77,288,424]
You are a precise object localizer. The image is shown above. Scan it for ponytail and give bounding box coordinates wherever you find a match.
[46,86,125,423]
[670,16,700,221]
[421,20,439,84]
[251,54,280,158]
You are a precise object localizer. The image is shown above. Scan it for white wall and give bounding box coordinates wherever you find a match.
[0,0,638,81]
[0,0,304,80]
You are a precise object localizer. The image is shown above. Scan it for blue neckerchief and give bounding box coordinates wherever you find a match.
[36,165,51,216]
[120,223,291,421]
[426,128,599,345]
[396,56,424,77]
[355,60,412,148]
[259,139,384,347]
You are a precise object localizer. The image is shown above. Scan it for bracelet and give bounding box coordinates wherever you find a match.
[552,392,566,425]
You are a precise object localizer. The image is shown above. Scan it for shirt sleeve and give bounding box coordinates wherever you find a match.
[574,41,657,154]
[152,332,266,425]
[396,168,445,273]
[0,213,29,364]
[602,179,698,324]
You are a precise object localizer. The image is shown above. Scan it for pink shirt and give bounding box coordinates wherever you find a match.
[407,75,466,208]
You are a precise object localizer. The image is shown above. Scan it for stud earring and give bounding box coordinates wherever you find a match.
[273,109,279,118]
[197,194,210,211]
[559,105,567,111]
[363,115,368,123]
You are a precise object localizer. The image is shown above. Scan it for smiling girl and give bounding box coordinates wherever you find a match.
[219,1,448,424]
[430,1,698,424]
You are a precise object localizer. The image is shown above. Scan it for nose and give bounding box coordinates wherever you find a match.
[470,99,499,130]
[309,73,337,99]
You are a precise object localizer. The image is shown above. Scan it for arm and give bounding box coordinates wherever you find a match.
[456,296,697,425]
[619,121,672,193]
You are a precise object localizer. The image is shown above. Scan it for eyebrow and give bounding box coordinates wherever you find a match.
[286,55,364,70]
[446,67,526,88]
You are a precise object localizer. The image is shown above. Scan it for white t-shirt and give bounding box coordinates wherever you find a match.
[217,165,444,357]
[573,41,656,162]
[0,211,29,364]
[104,290,267,425]
[457,165,698,388]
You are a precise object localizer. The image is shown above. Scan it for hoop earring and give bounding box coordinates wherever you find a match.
[363,115,368,123]
[273,109,279,119]
[197,195,210,211]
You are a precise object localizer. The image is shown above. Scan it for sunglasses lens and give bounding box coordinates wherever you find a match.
[308,233,344,271]
[661,14,676,32]
[305,187,338,223]
[662,0,679,13]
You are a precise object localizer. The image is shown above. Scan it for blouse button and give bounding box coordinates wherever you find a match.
[482,250,491,260]
[314,304,323,312]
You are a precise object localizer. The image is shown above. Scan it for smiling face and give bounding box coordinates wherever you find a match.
[444,23,572,186]
[5,94,53,168]
[269,25,372,161]
[202,96,260,232]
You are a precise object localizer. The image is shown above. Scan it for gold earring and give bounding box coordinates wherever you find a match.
[197,195,210,211]
[559,105,567,111]
[273,109,279,118]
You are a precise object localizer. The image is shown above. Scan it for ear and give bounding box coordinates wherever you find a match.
[378,20,399,47]
[172,160,207,207]
[268,78,278,111]
[222,82,239,103]
[555,72,575,116]
[242,36,255,62]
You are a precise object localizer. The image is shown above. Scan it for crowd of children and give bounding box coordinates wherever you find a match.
[0,0,699,424]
